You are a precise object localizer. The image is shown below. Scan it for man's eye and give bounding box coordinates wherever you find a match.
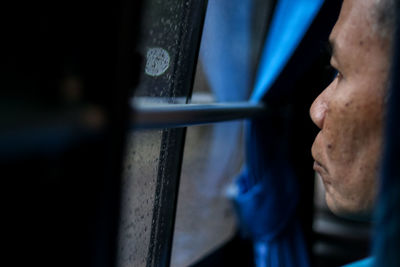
[335,70,343,80]
[331,67,343,81]
[326,64,339,79]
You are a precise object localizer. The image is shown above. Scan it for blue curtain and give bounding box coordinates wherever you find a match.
[199,0,252,102]
[198,0,253,199]
[251,0,324,101]
[235,1,323,266]
[200,0,325,266]
[233,119,310,267]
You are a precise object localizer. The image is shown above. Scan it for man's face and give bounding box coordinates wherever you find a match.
[310,0,391,218]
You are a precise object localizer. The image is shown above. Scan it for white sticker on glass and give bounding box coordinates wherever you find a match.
[145,47,170,77]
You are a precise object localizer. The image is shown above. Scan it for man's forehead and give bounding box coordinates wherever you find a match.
[329,0,378,57]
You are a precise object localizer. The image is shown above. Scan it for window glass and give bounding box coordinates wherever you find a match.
[171,121,245,266]
[117,130,162,267]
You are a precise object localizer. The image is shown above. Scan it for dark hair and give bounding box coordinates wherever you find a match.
[374,0,395,38]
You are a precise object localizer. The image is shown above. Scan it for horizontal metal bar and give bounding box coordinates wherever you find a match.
[131,102,266,129]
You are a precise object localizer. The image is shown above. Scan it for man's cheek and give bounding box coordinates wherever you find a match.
[325,118,360,164]
[320,124,341,162]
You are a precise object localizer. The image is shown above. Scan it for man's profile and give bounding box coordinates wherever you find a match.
[311,0,394,220]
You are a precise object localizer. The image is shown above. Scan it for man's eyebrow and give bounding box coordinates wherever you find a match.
[327,39,342,68]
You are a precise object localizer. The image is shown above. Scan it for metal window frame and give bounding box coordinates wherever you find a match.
[132,102,266,129]
[138,1,211,266]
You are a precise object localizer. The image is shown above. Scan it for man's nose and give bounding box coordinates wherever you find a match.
[310,90,328,130]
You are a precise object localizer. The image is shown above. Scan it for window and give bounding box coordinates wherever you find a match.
[117,0,272,266]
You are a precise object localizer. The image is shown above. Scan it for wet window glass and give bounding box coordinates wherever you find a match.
[171,122,245,266]
[118,130,162,267]
[118,0,206,266]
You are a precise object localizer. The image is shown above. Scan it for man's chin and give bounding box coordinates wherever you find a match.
[325,193,373,222]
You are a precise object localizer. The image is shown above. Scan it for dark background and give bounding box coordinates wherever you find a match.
[1,1,142,266]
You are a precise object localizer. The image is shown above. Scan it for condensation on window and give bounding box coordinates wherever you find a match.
[117,130,163,267]
[171,121,245,267]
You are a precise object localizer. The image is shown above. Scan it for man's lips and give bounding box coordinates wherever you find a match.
[313,160,328,175]
[311,134,328,175]
[313,160,331,184]
[311,133,330,182]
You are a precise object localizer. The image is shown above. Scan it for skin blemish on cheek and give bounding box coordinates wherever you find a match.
[345,100,353,107]
[359,40,364,46]
[327,144,333,149]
